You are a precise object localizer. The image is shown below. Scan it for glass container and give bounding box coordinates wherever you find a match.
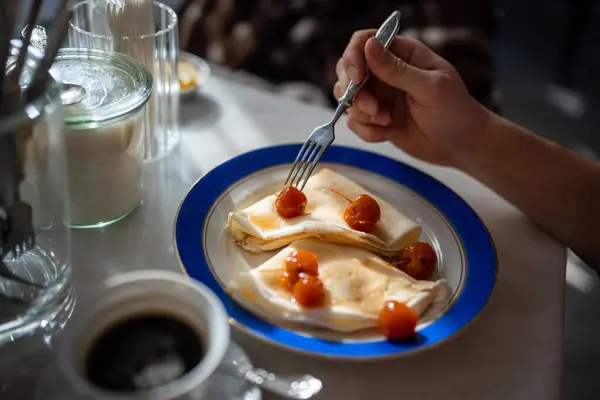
[68,0,180,162]
[0,43,74,344]
[51,48,153,228]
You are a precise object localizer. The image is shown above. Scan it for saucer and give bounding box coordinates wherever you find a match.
[35,341,261,400]
[206,341,262,400]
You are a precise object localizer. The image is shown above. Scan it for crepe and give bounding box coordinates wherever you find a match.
[228,239,446,332]
[227,168,421,257]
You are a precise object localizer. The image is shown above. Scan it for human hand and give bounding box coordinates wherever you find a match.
[334,30,492,167]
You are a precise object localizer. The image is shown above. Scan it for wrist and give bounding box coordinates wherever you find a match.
[452,103,498,176]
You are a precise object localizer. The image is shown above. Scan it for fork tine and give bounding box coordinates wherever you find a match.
[287,141,316,187]
[299,146,326,190]
[285,141,311,185]
[293,142,318,187]
[293,144,321,188]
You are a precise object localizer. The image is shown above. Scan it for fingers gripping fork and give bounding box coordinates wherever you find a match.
[285,11,401,190]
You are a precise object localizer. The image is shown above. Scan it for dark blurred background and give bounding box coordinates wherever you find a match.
[493,0,600,158]
[37,0,600,398]
[172,0,600,157]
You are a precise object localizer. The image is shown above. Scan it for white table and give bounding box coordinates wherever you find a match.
[0,75,566,400]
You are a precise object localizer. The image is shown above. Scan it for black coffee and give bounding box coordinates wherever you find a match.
[85,314,204,392]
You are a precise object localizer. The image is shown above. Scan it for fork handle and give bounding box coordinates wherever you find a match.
[338,10,401,108]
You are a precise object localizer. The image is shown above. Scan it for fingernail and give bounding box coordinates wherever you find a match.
[348,67,359,83]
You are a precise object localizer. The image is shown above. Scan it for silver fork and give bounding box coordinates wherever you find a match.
[285,10,402,190]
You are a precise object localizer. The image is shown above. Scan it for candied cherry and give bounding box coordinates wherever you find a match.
[275,186,307,218]
[278,271,296,291]
[330,189,381,233]
[292,273,324,307]
[379,300,418,340]
[394,242,437,280]
[343,194,381,233]
[285,249,319,278]
[280,250,319,292]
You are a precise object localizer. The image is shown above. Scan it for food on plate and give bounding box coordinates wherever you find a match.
[292,273,325,307]
[379,300,419,340]
[179,59,199,90]
[228,239,446,334]
[330,189,381,233]
[284,249,324,307]
[393,242,438,280]
[342,194,381,233]
[285,249,319,277]
[227,168,421,257]
[278,271,296,291]
[275,186,307,218]
[279,249,320,291]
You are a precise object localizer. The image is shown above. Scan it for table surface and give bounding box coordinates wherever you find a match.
[0,74,566,400]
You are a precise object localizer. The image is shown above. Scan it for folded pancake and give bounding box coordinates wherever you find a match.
[228,239,446,333]
[227,168,421,257]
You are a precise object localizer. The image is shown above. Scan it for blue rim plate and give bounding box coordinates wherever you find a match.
[175,144,497,360]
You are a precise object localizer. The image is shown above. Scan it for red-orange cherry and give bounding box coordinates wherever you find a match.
[275,186,307,218]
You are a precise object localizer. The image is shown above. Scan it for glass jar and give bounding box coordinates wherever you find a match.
[50,49,153,228]
[0,43,74,344]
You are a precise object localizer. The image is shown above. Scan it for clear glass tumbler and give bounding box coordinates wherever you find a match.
[68,0,180,162]
[0,44,74,345]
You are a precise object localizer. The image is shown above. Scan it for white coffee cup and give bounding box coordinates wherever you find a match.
[55,270,230,400]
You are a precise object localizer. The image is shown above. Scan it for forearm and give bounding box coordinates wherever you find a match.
[459,112,600,270]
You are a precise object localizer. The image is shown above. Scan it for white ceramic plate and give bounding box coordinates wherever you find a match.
[175,145,496,360]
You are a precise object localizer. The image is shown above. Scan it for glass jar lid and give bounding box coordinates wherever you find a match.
[50,48,153,129]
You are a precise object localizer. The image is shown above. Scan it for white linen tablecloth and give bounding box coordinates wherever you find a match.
[0,75,566,400]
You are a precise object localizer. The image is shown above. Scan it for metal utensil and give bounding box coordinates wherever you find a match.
[15,0,44,85]
[0,1,18,104]
[222,360,323,399]
[21,24,48,52]
[285,10,401,190]
[24,0,70,103]
[19,26,85,108]
[0,0,70,289]
[60,83,87,106]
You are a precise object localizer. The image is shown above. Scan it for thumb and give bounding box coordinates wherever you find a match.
[365,37,433,98]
